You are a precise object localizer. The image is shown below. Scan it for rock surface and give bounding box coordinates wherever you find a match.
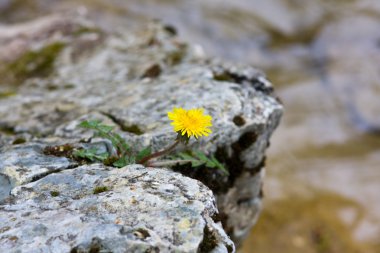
[0,14,283,252]
[0,164,234,252]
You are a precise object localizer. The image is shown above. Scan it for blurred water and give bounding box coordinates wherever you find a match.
[1,0,379,252]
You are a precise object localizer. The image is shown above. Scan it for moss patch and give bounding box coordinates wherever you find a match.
[50,191,60,197]
[72,26,102,37]
[93,186,109,194]
[121,124,144,135]
[0,91,17,99]
[12,137,26,145]
[43,144,89,164]
[1,42,65,84]
[0,125,16,135]
[43,144,75,157]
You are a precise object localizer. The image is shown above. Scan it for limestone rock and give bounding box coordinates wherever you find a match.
[0,14,283,251]
[0,164,234,252]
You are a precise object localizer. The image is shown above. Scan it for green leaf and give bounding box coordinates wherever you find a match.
[113,157,128,168]
[113,155,136,168]
[193,151,209,162]
[136,147,151,161]
[113,133,130,154]
[194,151,215,167]
[97,124,114,133]
[211,155,229,175]
[173,151,229,175]
[73,148,105,162]
[190,160,204,167]
[78,120,100,129]
[94,152,109,161]
[79,120,113,134]
[128,155,136,164]
[78,120,132,156]
[178,153,195,161]
[177,152,204,167]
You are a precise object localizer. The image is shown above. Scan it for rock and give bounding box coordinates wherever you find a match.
[0,15,283,251]
[0,164,234,252]
[0,143,76,193]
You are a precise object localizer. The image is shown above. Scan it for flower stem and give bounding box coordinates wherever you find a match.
[148,159,192,167]
[137,140,180,165]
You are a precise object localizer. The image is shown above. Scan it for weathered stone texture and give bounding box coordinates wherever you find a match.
[0,14,283,252]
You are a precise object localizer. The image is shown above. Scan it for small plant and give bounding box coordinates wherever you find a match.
[72,107,227,175]
[73,148,108,162]
[73,120,151,168]
[175,151,228,175]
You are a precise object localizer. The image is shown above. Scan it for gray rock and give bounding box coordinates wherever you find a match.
[0,15,283,250]
[0,143,76,195]
[0,164,234,252]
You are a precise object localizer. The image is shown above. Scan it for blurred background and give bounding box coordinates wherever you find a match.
[1,0,379,252]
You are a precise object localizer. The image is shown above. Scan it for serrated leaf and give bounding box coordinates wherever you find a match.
[73,148,99,161]
[114,134,130,154]
[211,155,229,175]
[113,157,128,168]
[174,151,229,175]
[194,151,216,167]
[113,155,136,168]
[94,152,109,161]
[177,152,206,167]
[78,120,96,129]
[97,124,114,133]
[128,155,136,164]
[136,147,151,161]
[193,151,209,162]
[178,153,194,161]
[190,160,204,167]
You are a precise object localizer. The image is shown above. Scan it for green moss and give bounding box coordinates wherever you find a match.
[212,71,235,82]
[43,144,75,157]
[0,91,16,99]
[50,191,60,197]
[121,124,144,135]
[1,42,65,84]
[72,26,102,37]
[93,186,109,194]
[12,137,26,145]
[43,144,92,165]
[0,125,15,135]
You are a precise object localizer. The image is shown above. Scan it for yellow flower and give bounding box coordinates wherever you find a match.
[168,107,212,139]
